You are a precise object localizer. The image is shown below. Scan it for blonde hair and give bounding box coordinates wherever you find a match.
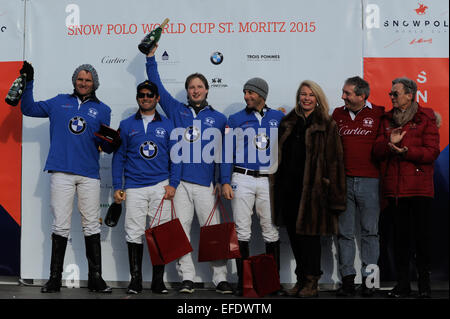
[295,80,330,119]
[434,111,442,128]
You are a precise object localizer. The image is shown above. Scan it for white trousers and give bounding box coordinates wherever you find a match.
[230,172,279,242]
[50,172,101,238]
[173,181,228,286]
[125,180,172,244]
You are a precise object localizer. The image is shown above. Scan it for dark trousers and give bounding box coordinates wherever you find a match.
[284,212,322,279]
[389,197,432,289]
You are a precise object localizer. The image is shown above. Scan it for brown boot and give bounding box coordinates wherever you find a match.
[297,275,320,298]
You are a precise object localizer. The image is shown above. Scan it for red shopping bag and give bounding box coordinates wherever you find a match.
[145,199,193,265]
[198,196,241,262]
[243,259,259,298]
[243,254,280,297]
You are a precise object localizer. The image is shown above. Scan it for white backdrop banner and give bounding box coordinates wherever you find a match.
[20,0,363,284]
[363,0,449,58]
[0,0,24,62]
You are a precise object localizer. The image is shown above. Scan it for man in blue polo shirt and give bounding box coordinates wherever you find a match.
[112,80,181,295]
[143,45,233,294]
[20,61,114,294]
[221,77,285,296]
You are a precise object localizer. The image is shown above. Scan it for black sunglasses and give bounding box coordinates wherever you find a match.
[388,91,399,98]
[137,92,155,98]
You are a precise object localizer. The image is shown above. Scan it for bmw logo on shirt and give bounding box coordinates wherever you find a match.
[254,133,270,150]
[140,141,158,160]
[68,116,87,135]
[183,126,201,142]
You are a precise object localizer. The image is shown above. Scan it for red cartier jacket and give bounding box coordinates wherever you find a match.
[373,105,440,198]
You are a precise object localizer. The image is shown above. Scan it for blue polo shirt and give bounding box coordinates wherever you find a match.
[21,80,111,179]
[146,56,227,186]
[221,107,284,184]
[112,111,181,190]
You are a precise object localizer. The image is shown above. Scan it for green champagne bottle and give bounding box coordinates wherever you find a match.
[138,18,170,54]
[5,73,27,106]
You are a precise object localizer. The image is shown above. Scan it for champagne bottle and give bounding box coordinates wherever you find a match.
[5,73,27,106]
[138,18,170,54]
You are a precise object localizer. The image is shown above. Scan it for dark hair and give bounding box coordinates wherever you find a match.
[392,77,417,97]
[185,73,209,90]
[344,76,370,100]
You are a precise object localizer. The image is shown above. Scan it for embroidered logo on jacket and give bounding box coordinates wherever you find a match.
[362,117,374,128]
[253,133,270,150]
[68,116,87,135]
[204,117,215,127]
[129,129,139,137]
[88,108,98,118]
[183,126,201,142]
[269,119,279,127]
[155,127,167,138]
[139,141,158,159]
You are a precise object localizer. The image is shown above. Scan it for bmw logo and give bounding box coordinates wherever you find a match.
[68,116,87,135]
[139,141,158,159]
[253,133,270,150]
[184,126,201,142]
[210,51,224,65]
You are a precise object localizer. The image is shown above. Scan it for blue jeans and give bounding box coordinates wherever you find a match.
[338,176,380,278]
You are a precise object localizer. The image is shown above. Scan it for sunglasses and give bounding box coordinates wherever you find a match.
[137,92,155,98]
[388,91,399,98]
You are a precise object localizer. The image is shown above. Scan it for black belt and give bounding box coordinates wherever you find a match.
[233,167,269,178]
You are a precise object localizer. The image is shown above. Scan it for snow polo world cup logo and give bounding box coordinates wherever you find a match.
[414,3,428,15]
[183,125,201,142]
[68,116,87,135]
[253,133,270,150]
[139,141,158,160]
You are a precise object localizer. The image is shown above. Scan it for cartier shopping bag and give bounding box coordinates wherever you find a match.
[145,199,193,265]
[198,196,241,262]
[243,254,280,297]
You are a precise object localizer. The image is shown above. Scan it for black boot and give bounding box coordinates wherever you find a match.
[266,240,286,296]
[84,233,112,293]
[360,277,375,297]
[387,270,411,298]
[151,265,168,294]
[417,271,432,298]
[41,233,68,293]
[336,274,356,297]
[235,241,249,296]
[127,242,143,294]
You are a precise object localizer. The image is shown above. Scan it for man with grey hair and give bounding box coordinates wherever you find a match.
[19,61,116,294]
[332,76,384,297]
[374,76,440,298]
[221,77,285,296]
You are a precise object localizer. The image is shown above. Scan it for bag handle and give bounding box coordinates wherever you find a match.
[149,198,164,228]
[170,199,176,219]
[149,198,177,228]
[204,195,231,226]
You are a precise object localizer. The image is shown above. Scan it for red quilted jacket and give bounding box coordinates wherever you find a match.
[373,105,440,198]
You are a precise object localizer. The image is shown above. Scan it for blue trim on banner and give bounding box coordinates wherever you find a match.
[0,204,20,276]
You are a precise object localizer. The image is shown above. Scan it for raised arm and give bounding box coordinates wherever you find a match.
[145,44,182,119]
